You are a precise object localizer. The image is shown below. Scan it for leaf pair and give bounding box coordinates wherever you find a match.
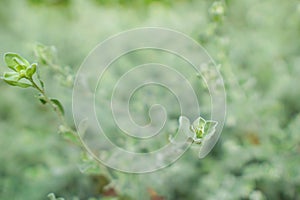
[189,116,218,144]
[38,95,65,115]
[1,53,37,88]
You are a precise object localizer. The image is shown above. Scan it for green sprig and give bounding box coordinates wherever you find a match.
[1,52,77,144]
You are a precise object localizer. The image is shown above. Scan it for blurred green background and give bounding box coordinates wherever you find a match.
[1,0,300,199]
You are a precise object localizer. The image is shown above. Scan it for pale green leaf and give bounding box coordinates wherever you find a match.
[4,53,30,72]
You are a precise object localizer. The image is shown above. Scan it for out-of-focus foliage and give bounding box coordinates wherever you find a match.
[1,0,300,199]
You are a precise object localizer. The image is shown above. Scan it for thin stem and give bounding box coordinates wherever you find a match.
[28,78,115,180]
[28,77,76,136]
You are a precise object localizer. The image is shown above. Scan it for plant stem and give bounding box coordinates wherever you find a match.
[28,77,76,137]
[29,74,115,181]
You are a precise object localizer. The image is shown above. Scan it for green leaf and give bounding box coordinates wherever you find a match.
[189,117,218,144]
[204,121,218,136]
[4,53,30,72]
[47,193,65,200]
[191,117,206,139]
[4,80,32,88]
[2,71,20,82]
[25,63,37,78]
[39,79,45,88]
[50,99,64,115]
[192,116,206,129]
[37,95,47,104]
[36,68,44,89]
[2,72,32,88]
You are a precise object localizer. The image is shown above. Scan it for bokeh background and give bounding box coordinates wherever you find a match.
[1,0,300,199]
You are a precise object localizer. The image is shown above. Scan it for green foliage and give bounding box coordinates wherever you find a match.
[34,44,74,87]
[209,1,226,23]
[28,0,70,6]
[2,52,67,124]
[50,99,65,115]
[48,193,65,200]
[1,0,300,200]
[189,117,218,143]
[2,53,35,88]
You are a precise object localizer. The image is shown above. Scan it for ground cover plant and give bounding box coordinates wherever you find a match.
[1,0,300,199]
